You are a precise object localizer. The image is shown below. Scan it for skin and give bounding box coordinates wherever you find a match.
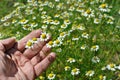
[0,30,56,80]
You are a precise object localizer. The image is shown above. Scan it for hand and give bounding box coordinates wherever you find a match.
[0,30,56,80]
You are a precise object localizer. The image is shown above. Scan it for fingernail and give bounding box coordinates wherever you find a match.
[48,55,54,62]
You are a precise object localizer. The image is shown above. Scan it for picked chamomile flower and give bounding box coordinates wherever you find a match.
[40,32,50,41]
[67,58,76,63]
[99,75,106,80]
[71,68,80,76]
[91,45,99,51]
[64,66,71,71]
[46,41,54,48]
[106,63,116,71]
[25,40,34,49]
[48,73,56,80]
[91,56,100,63]
[85,70,95,77]
[32,37,39,43]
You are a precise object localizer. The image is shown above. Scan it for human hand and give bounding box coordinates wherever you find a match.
[0,30,56,80]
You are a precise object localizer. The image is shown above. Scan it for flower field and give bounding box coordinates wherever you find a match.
[0,0,120,80]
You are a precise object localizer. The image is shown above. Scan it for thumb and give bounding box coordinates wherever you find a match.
[0,37,16,52]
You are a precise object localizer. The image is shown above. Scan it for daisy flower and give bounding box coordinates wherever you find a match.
[53,39,62,47]
[81,44,87,50]
[94,18,101,24]
[77,24,85,30]
[48,73,56,80]
[99,75,106,80]
[83,8,94,18]
[25,40,34,49]
[81,32,89,39]
[40,32,49,41]
[39,76,45,80]
[64,66,71,71]
[20,19,28,24]
[67,58,76,63]
[91,45,99,51]
[91,56,100,63]
[85,70,95,77]
[32,37,38,43]
[106,63,116,71]
[53,20,60,25]
[61,24,67,29]
[71,68,80,76]
[99,3,110,12]
[64,19,71,25]
[46,41,54,48]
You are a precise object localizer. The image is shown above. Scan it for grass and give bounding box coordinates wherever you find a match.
[0,0,120,80]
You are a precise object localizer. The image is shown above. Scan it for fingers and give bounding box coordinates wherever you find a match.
[23,35,51,59]
[34,52,56,76]
[14,30,42,52]
[0,38,16,52]
[30,45,51,66]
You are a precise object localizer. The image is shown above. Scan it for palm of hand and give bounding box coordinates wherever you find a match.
[0,30,56,80]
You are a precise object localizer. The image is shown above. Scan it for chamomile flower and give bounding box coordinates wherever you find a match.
[83,8,94,18]
[77,24,85,30]
[64,19,71,25]
[25,40,34,49]
[81,44,87,50]
[64,66,71,71]
[41,24,48,29]
[40,32,49,41]
[1,17,7,22]
[48,73,56,80]
[53,20,60,25]
[85,70,95,77]
[20,19,28,24]
[3,22,10,26]
[106,63,116,71]
[91,56,100,63]
[67,58,76,63]
[59,32,67,39]
[32,37,38,43]
[53,39,62,47]
[99,3,110,12]
[30,22,38,28]
[81,32,89,39]
[72,36,80,41]
[46,41,54,48]
[116,65,120,70]
[61,24,67,29]
[99,75,106,80]
[71,68,80,75]
[54,14,60,18]
[39,76,45,80]
[91,45,99,51]
[94,18,101,24]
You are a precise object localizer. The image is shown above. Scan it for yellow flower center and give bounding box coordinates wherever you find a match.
[60,32,65,36]
[99,75,103,79]
[73,69,77,73]
[49,74,54,78]
[86,9,91,14]
[26,41,32,46]
[101,4,107,8]
[110,64,114,68]
[32,38,37,41]
[41,34,46,39]
[92,46,97,49]
[48,41,53,45]
[55,40,60,44]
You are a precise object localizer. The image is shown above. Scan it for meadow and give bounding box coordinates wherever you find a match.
[0,0,120,80]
